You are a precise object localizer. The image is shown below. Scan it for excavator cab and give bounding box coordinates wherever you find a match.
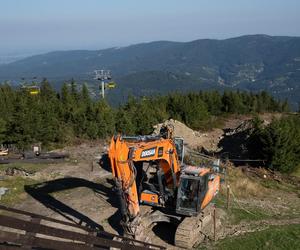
[176,165,217,217]
[176,175,205,216]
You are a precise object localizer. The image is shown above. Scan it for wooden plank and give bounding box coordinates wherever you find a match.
[0,215,146,250]
[22,217,41,249]
[0,230,23,243]
[0,204,97,232]
[0,230,104,250]
[0,205,163,249]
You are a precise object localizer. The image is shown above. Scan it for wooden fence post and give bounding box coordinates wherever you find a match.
[226,185,230,210]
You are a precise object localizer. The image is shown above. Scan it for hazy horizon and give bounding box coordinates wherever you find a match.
[2,33,300,58]
[1,0,300,57]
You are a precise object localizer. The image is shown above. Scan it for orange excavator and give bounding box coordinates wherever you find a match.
[108,125,221,248]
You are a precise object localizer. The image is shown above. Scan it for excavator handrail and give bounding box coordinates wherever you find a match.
[120,135,162,142]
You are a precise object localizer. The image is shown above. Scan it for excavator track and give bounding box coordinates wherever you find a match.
[175,204,218,249]
[122,206,220,249]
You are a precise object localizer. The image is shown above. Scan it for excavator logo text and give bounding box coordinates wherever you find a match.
[141,147,156,158]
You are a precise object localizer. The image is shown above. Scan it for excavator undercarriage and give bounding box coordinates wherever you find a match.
[122,203,220,249]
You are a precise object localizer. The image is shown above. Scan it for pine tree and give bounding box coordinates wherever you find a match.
[115,109,136,135]
[135,100,160,134]
[94,100,115,138]
[182,95,209,130]
[247,115,300,173]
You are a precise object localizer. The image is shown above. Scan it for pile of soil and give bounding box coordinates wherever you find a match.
[153,119,223,151]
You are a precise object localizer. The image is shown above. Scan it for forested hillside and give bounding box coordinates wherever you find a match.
[0,35,300,108]
[0,80,288,149]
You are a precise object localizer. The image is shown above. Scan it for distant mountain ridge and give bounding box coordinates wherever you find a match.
[0,35,299,107]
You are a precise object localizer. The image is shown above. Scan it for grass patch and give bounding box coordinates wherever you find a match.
[215,195,272,224]
[211,224,300,250]
[227,207,272,224]
[0,176,39,205]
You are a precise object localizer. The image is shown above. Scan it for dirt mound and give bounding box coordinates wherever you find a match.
[153,119,223,151]
[153,115,278,155]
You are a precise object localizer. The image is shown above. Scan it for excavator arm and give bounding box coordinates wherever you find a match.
[108,135,181,220]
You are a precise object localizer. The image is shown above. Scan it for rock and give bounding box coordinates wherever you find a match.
[0,187,8,200]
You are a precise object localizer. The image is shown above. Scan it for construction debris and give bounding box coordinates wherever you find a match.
[5,167,34,177]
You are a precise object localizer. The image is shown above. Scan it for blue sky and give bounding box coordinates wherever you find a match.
[0,0,299,55]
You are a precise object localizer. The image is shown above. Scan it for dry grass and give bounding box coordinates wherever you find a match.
[222,164,267,198]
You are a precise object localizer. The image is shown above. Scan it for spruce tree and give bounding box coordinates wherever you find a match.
[247,115,300,173]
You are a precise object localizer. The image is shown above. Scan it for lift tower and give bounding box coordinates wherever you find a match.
[94,70,112,99]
